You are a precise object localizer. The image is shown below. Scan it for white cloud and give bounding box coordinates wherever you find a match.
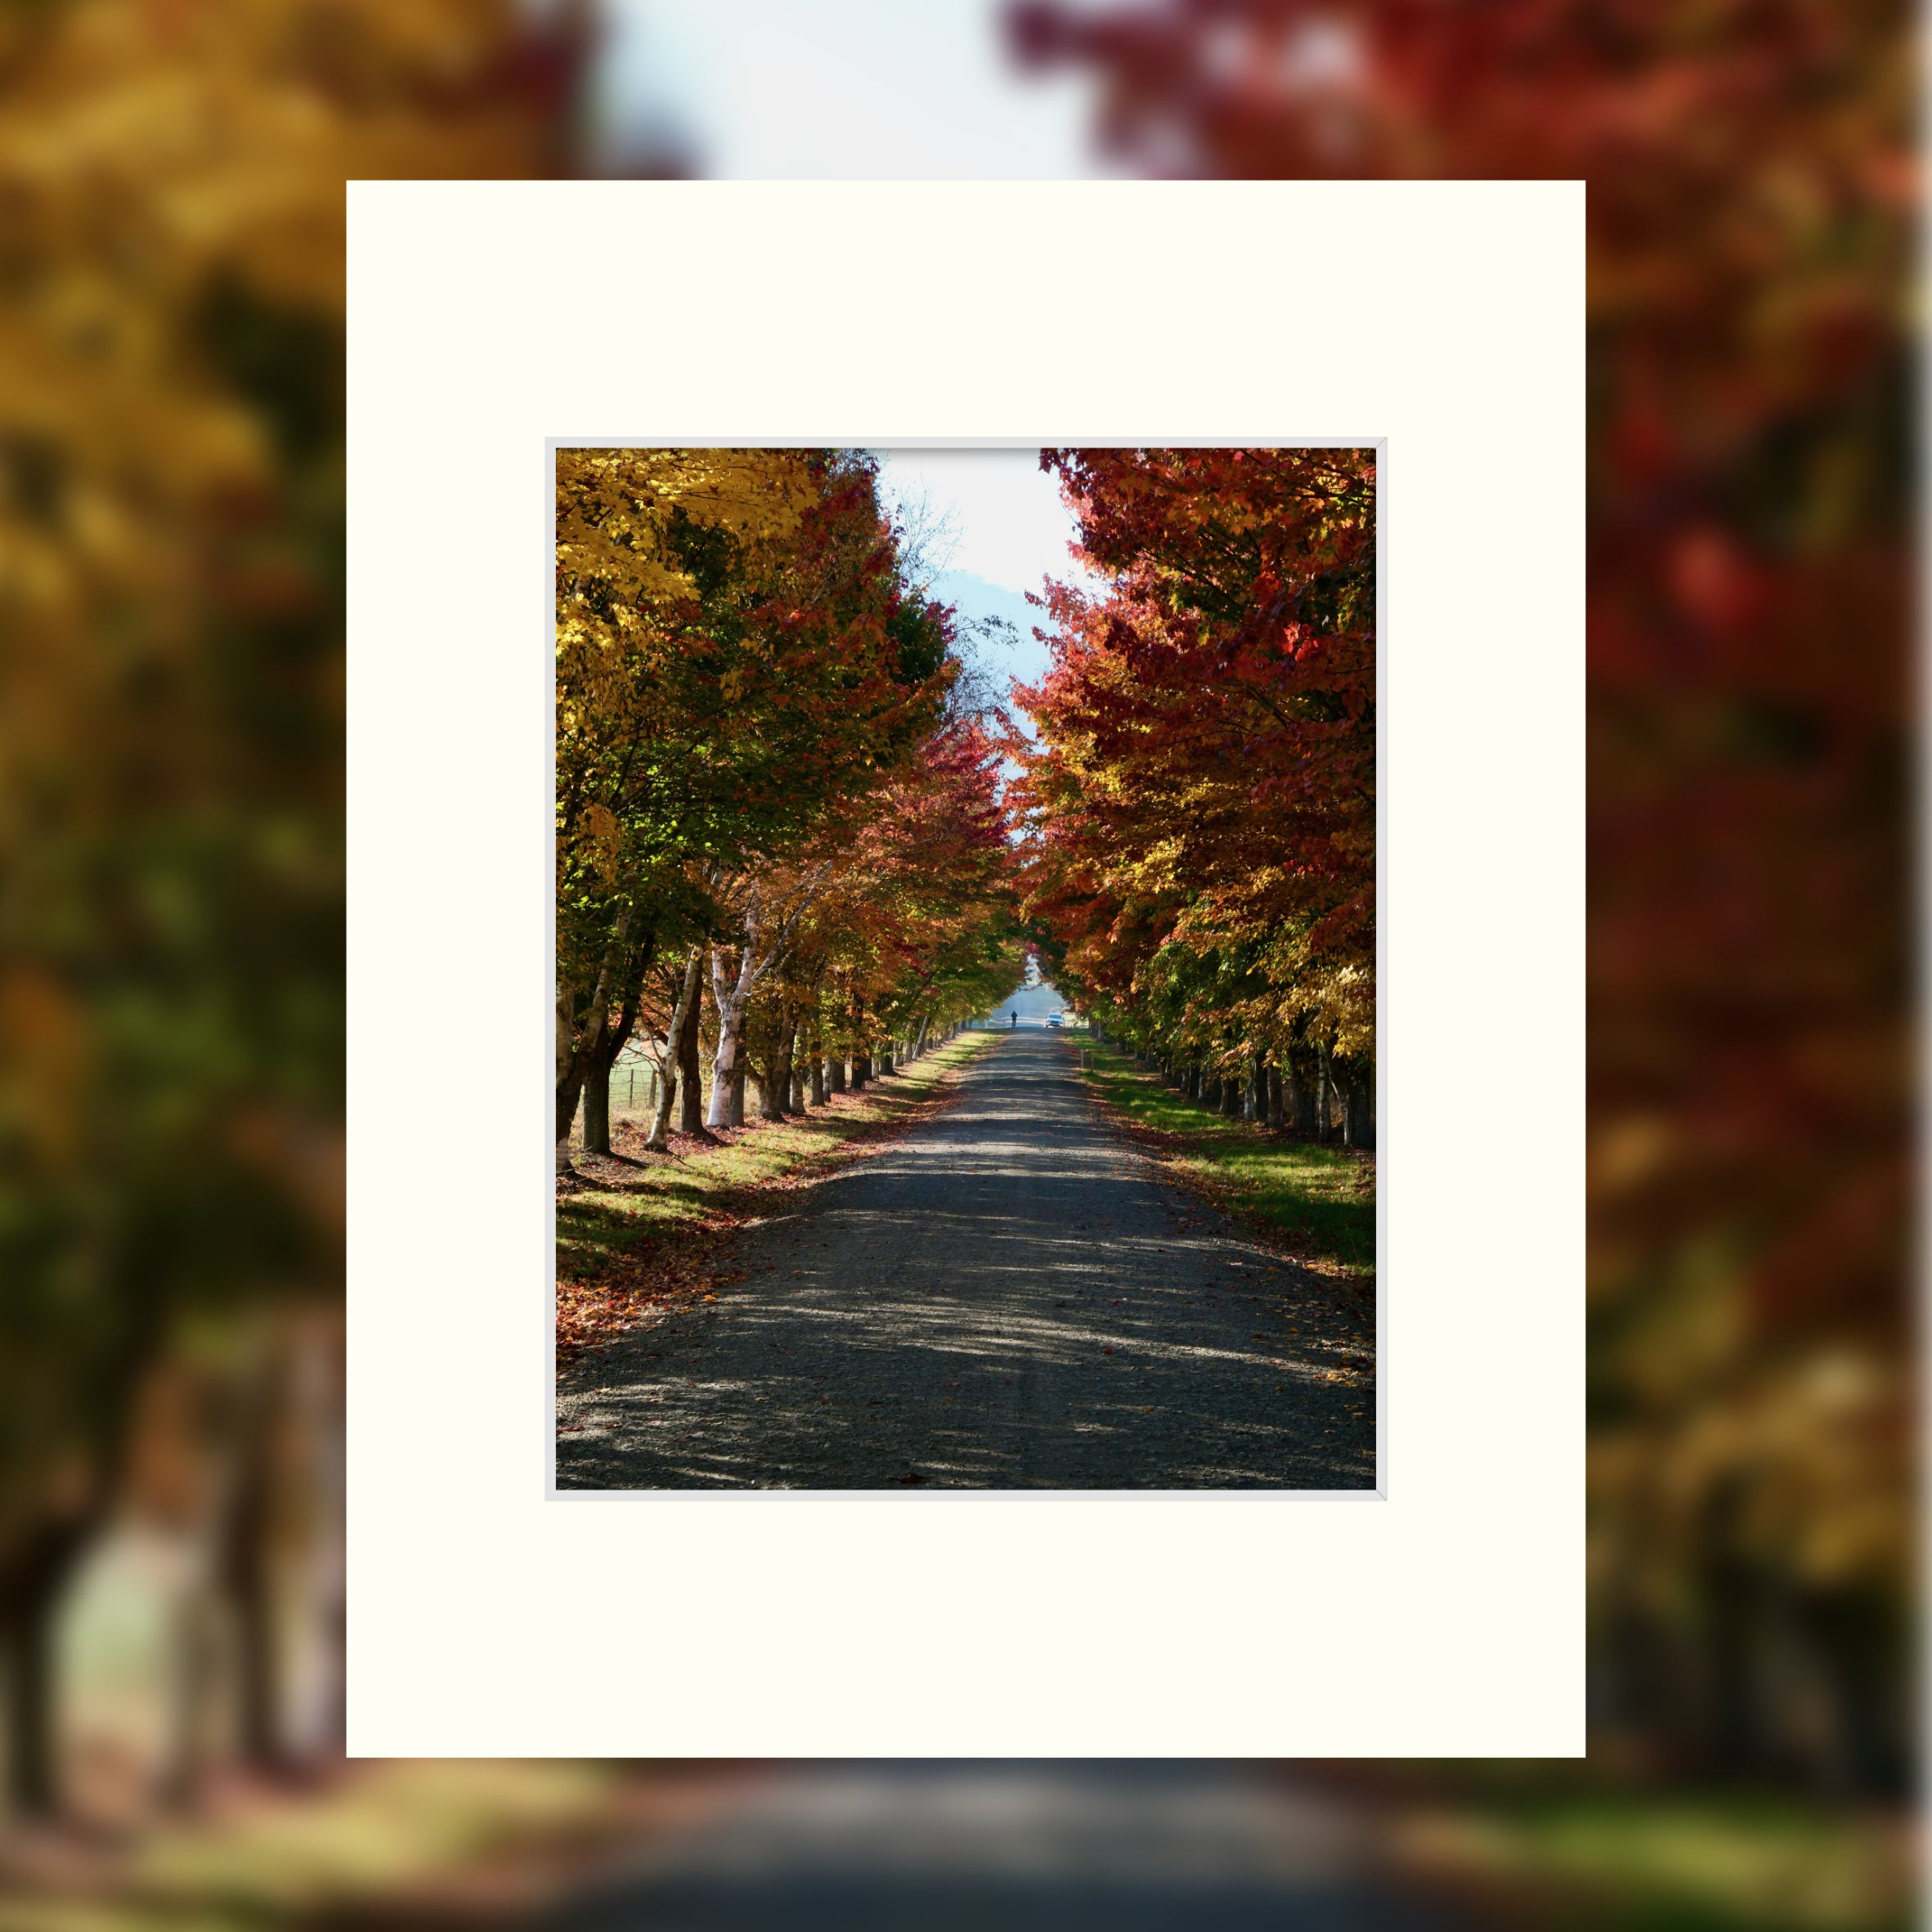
[876,447,1084,597]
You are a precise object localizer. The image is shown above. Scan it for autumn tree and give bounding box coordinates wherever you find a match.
[1014,447,1376,1142]
[0,0,590,1815]
[777,715,1021,1089]
[554,449,953,1167]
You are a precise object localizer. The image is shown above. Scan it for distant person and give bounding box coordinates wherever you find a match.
[1011,1010,1017,1028]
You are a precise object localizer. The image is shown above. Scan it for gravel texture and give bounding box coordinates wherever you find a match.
[554,1030,1377,1490]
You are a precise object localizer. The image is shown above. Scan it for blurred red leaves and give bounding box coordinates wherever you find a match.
[1008,0,1913,1784]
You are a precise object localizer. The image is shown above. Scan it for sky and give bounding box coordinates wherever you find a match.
[876,448,1078,594]
[873,447,1087,704]
[869,449,1085,1002]
[594,2,1105,178]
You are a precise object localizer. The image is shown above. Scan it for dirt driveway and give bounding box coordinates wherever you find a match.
[555,1032,1375,1489]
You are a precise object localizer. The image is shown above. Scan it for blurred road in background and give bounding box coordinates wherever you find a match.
[546,1762,1457,1931]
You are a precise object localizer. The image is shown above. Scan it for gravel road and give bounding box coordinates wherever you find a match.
[554,1031,1376,1490]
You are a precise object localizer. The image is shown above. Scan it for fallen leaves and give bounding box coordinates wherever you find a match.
[555,1244,746,1361]
[557,1049,984,1369]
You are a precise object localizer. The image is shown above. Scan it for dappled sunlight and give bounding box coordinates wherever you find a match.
[559,1033,1375,1489]
[556,1038,993,1288]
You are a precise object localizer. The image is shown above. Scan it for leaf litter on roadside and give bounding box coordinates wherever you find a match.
[557,1051,983,1369]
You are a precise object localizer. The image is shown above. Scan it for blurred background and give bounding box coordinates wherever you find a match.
[0,1,1912,1926]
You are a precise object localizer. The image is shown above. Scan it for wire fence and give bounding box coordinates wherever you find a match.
[606,1060,664,1116]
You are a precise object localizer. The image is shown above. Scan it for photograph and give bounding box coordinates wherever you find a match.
[554,445,1377,1490]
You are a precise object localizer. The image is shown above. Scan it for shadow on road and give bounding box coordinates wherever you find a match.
[558,1033,1376,1490]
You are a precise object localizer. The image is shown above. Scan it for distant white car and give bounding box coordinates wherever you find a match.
[1048,1014,1063,1028]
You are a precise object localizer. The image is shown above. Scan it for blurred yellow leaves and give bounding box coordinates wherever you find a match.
[0,968,94,1174]
[0,0,580,1807]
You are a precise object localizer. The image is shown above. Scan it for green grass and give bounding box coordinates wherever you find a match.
[558,1033,992,1284]
[0,1761,667,1932]
[1078,1040,1375,1278]
[1392,1784,1912,1932]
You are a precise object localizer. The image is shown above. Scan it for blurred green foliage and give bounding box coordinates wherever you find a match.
[0,0,585,1813]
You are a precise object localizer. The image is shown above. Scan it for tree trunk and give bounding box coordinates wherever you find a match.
[218,1342,288,1773]
[555,991,586,1154]
[1248,1051,1267,1122]
[810,1042,827,1105]
[581,952,650,1158]
[1266,1065,1284,1131]
[765,1010,795,1121]
[1221,1070,1243,1118]
[1,1591,57,1816]
[1316,1038,1334,1142]
[827,1055,845,1094]
[679,975,707,1135]
[645,947,705,1152]
[706,930,760,1130]
[1344,1065,1375,1150]
[879,1042,894,1075]
[1286,1044,1318,1133]
[645,1064,677,1151]
[851,1053,871,1089]
[0,1520,92,1818]
[555,906,646,1161]
[2,1599,56,1808]
[581,1059,611,1155]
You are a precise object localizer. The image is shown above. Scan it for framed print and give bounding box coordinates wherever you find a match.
[347,179,1582,1756]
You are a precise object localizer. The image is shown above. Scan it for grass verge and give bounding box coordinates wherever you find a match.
[1383,1778,1912,1932]
[1078,1039,1374,1282]
[557,1033,990,1361]
[0,1761,732,1932]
